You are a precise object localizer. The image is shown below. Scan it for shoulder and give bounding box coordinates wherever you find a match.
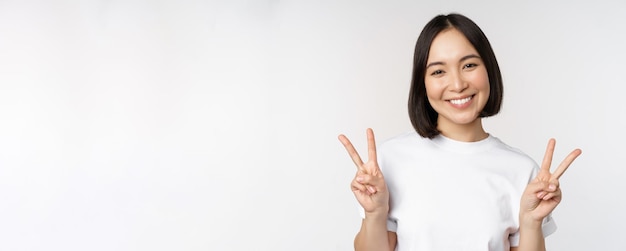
[491,137,536,162]
[376,131,437,170]
[488,136,539,174]
[378,130,431,152]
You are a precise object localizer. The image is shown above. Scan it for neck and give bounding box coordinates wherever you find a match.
[437,118,488,142]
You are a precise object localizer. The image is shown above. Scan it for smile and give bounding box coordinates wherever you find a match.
[449,96,473,105]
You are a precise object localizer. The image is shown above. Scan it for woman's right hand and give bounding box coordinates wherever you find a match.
[338,128,390,216]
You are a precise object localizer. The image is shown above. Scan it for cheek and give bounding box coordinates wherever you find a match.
[424,79,443,99]
[471,70,490,107]
[471,69,490,91]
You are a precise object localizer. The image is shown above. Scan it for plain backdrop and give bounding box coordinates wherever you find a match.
[1,0,624,250]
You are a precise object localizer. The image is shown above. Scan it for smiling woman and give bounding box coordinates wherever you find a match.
[338,13,582,251]
[409,14,503,141]
[424,28,491,141]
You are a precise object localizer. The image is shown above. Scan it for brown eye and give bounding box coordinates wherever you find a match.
[431,70,444,76]
[463,63,477,69]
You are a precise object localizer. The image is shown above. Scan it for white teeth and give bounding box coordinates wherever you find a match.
[450,96,472,105]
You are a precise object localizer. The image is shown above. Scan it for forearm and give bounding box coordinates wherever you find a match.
[354,213,391,251]
[516,216,546,251]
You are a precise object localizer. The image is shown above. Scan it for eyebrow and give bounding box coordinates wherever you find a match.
[426,54,481,69]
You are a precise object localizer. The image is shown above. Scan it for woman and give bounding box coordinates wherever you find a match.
[338,13,581,251]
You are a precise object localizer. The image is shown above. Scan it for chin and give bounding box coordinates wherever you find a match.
[454,119,479,125]
[449,114,481,125]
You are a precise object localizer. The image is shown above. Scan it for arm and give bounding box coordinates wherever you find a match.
[354,217,397,251]
[514,216,546,251]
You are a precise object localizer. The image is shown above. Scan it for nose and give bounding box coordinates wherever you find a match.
[450,71,468,93]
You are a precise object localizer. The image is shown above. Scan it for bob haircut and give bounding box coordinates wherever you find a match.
[408,13,504,138]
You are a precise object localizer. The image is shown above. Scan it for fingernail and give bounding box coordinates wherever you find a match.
[356,176,363,182]
[368,186,376,193]
[537,192,546,199]
[549,184,556,191]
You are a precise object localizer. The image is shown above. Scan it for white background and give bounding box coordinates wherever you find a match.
[1,0,624,250]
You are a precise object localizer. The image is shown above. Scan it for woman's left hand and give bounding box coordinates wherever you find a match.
[520,138,582,222]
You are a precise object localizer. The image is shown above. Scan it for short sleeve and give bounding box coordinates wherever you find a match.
[508,214,557,246]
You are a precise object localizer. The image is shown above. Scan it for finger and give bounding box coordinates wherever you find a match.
[351,179,368,193]
[547,180,559,192]
[540,138,556,173]
[367,185,377,194]
[338,134,365,169]
[527,180,550,194]
[537,191,547,199]
[543,189,561,201]
[366,128,378,165]
[355,174,385,190]
[355,174,375,185]
[552,148,582,180]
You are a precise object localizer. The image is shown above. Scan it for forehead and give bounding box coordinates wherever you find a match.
[427,28,479,62]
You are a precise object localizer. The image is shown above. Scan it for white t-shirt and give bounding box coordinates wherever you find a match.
[360,131,556,251]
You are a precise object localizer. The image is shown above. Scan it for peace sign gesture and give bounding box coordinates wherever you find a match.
[338,128,390,216]
[520,138,582,222]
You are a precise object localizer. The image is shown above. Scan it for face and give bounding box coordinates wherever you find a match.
[424,28,490,131]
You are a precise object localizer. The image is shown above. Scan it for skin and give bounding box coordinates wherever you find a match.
[339,28,582,251]
[424,28,490,142]
[338,129,395,251]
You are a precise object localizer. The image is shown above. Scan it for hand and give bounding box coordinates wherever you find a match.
[520,138,582,222]
[338,128,390,216]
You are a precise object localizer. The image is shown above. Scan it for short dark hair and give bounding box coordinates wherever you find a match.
[408,13,503,138]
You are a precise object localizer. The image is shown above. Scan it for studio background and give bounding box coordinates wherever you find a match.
[0,0,624,250]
